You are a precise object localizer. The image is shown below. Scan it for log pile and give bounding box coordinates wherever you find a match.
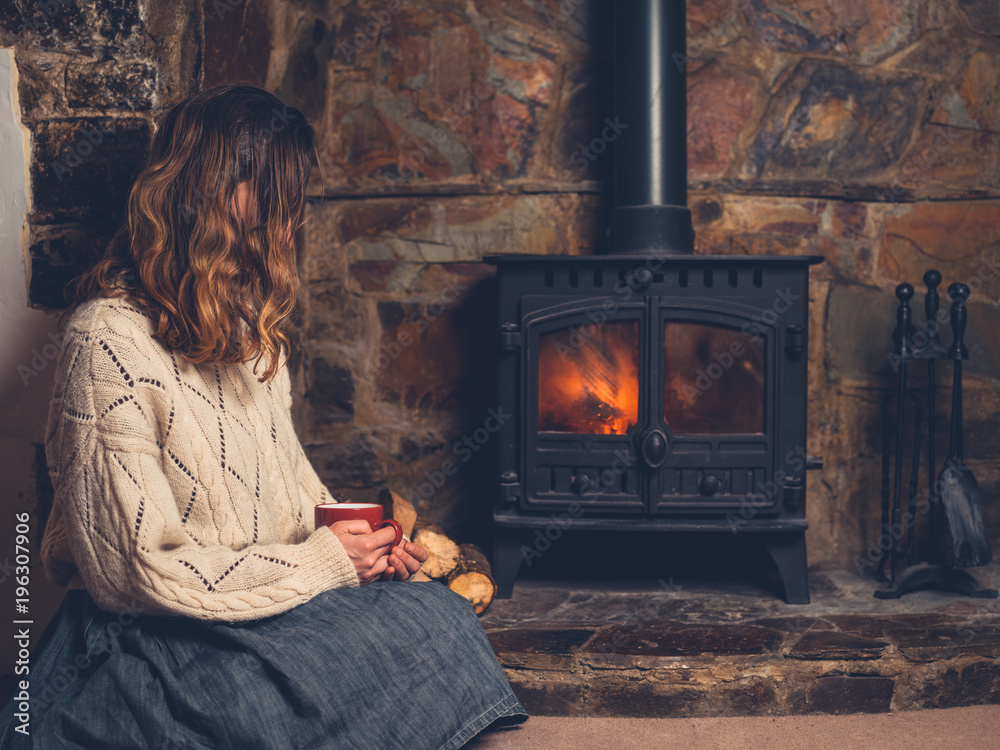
[378,489,497,614]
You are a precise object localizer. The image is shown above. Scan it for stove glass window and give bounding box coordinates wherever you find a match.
[538,320,640,435]
[663,322,764,435]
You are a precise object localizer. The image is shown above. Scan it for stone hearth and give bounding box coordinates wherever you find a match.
[480,540,1000,717]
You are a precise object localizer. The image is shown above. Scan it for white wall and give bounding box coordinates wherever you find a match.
[0,47,66,699]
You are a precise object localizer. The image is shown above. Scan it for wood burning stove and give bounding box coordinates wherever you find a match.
[487,253,823,603]
[485,0,823,603]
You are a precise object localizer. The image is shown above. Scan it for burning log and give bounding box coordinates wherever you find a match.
[445,544,496,615]
[412,518,461,579]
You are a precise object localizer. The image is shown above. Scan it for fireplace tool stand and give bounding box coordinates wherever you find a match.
[875,272,996,599]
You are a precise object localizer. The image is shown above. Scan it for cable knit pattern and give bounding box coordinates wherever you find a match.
[40,296,359,622]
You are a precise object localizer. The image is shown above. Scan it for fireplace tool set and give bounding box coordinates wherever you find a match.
[876,271,996,599]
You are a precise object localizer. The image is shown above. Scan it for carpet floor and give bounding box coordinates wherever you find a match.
[467,704,1000,749]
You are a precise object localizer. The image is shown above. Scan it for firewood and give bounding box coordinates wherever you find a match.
[412,518,460,579]
[378,488,418,539]
[446,544,496,615]
[377,491,434,581]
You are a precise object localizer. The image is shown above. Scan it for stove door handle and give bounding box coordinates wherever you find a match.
[641,429,668,469]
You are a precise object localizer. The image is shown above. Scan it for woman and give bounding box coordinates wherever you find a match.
[0,84,526,749]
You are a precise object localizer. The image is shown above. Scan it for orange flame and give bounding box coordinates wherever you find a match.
[538,321,639,435]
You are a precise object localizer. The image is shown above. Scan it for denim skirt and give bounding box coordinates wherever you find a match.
[0,582,526,749]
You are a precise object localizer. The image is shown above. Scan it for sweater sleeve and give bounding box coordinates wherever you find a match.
[43,322,360,622]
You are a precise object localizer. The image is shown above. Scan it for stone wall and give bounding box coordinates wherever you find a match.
[1,0,201,306]
[7,0,1000,570]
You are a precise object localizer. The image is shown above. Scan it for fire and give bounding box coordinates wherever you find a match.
[538,321,639,435]
[537,320,764,436]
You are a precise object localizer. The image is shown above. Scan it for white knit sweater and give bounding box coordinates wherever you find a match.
[40,295,360,622]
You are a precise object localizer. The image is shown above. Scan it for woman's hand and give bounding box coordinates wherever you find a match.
[381,540,429,582]
[329,520,401,585]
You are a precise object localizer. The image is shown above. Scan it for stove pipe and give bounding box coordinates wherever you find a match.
[608,0,695,255]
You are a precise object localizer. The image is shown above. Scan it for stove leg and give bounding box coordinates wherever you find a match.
[493,527,527,599]
[766,532,810,604]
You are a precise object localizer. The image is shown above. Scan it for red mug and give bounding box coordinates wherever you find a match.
[315,503,403,554]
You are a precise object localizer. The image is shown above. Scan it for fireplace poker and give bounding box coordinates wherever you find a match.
[878,385,921,582]
[888,284,918,583]
[922,270,944,562]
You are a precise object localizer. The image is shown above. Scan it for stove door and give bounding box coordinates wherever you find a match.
[515,296,788,518]
[651,302,779,514]
[523,297,647,512]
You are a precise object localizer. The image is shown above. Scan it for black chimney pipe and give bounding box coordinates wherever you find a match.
[608,0,695,255]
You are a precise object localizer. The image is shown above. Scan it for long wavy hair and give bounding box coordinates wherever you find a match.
[64,84,319,383]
